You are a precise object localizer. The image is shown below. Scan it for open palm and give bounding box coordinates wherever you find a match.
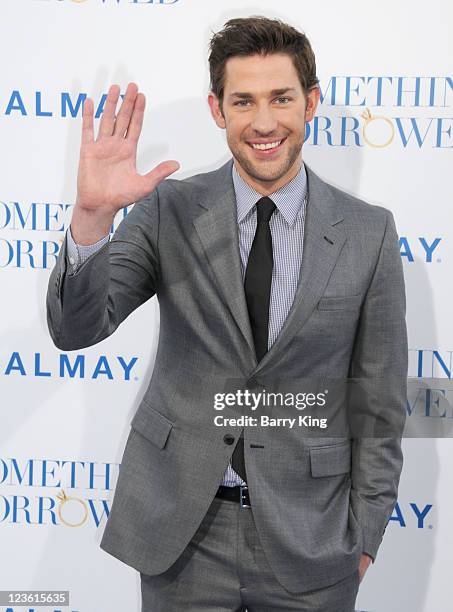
[76,82,179,214]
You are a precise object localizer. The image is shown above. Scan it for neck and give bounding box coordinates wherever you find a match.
[233,154,303,196]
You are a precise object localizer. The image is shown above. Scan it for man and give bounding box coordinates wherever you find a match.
[46,16,407,612]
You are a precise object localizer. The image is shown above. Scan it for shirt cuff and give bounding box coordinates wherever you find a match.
[66,226,110,274]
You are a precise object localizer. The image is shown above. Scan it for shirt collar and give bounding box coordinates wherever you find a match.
[232,160,307,227]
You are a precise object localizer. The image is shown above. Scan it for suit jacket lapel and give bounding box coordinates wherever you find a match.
[193,159,257,361]
[251,165,347,376]
[192,160,347,374]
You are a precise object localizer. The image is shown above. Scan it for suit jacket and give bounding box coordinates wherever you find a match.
[46,159,408,593]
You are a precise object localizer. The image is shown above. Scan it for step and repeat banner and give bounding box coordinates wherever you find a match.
[1,1,451,611]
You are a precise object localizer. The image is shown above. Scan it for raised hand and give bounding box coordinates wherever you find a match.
[72,82,180,245]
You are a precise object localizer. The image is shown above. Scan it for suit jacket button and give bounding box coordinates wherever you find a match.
[223,434,235,445]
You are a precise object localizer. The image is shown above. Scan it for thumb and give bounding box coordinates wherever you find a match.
[140,160,180,193]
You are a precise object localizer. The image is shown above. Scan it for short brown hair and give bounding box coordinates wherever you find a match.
[208,16,319,110]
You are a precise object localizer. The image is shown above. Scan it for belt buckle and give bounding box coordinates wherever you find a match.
[239,485,251,508]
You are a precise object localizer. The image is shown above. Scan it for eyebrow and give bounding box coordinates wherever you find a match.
[229,87,298,99]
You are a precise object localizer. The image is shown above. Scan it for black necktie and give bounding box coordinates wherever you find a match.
[231,196,276,482]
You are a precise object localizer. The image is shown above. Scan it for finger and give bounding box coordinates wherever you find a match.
[113,82,139,137]
[125,92,145,143]
[81,97,94,145]
[98,84,121,139]
[139,160,180,194]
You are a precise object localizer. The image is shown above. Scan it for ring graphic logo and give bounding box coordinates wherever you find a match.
[1,77,451,153]
[0,200,129,269]
[1,351,138,380]
[304,75,452,149]
[0,457,119,527]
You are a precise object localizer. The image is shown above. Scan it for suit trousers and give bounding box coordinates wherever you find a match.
[140,495,360,611]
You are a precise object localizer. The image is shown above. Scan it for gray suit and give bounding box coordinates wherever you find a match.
[46,159,407,594]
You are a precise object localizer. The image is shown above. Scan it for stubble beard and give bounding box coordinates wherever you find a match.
[231,137,303,185]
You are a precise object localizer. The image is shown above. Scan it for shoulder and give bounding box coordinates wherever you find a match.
[306,166,395,233]
[156,165,222,202]
[126,164,224,229]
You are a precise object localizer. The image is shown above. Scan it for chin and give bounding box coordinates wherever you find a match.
[251,170,287,183]
[246,160,292,182]
[233,144,301,183]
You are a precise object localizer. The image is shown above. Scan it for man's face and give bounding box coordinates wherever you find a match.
[208,53,319,194]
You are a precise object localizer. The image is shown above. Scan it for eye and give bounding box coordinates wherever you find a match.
[275,96,291,104]
[233,100,251,107]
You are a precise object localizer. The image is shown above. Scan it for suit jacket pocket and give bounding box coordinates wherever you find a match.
[310,442,351,477]
[130,402,174,450]
[317,295,362,311]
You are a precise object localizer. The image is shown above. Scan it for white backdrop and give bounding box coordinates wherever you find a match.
[1,1,452,611]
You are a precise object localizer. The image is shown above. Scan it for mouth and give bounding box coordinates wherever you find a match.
[247,137,287,157]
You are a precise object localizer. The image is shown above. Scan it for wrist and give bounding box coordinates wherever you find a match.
[71,203,115,245]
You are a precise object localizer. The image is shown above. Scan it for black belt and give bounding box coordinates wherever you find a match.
[215,485,251,508]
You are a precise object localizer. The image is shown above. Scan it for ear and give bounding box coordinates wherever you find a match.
[208,92,226,129]
[304,86,320,122]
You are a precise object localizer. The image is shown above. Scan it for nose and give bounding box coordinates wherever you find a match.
[249,103,279,135]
